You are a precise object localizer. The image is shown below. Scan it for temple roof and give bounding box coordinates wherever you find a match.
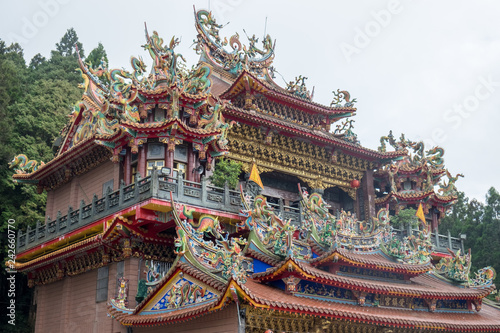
[234,278,500,332]
[253,258,493,299]
[220,70,356,117]
[310,248,432,275]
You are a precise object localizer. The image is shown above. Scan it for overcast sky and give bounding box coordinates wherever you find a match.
[2,0,499,202]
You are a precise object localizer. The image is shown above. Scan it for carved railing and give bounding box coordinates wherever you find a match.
[392,225,465,254]
[17,169,243,252]
[17,168,463,255]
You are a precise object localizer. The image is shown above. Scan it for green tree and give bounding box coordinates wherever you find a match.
[209,158,242,189]
[85,42,109,85]
[390,208,418,228]
[86,42,108,69]
[55,28,84,57]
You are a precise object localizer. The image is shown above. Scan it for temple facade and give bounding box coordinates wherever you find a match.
[11,9,499,333]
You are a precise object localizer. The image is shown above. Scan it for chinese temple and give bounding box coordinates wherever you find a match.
[11,8,500,333]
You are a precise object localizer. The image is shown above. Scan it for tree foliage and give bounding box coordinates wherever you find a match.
[209,158,242,189]
[390,208,418,228]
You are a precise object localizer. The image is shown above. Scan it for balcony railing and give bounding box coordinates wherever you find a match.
[392,225,464,254]
[16,169,463,255]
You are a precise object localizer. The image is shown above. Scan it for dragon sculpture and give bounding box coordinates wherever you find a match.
[194,9,275,77]
[9,154,45,174]
[434,249,496,288]
[378,131,413,152]
[438,170,464,196]
[333,119,359,145]
[172,195,252,282]
[286,75,312,100]
[330,89,357,108]
[178,205,223,239]
[435,248,472,282]
[239,186,310,259]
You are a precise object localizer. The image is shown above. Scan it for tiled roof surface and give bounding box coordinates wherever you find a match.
[254,259,492,299]
[238,278,500,331]
[220,70,357,115]
[210,75,231,97]
[109,299,217,326]
[310,248,432,273]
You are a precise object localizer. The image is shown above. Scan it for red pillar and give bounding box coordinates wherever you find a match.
[138,145,147,178]
[362,169,376,219]
[187,144,194,182]
[165,145,174,178]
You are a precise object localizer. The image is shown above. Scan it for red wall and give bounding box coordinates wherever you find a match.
[34,257,140,333]
[45,161,119,220]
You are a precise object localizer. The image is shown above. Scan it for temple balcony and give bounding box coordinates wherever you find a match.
[16,168,464,255]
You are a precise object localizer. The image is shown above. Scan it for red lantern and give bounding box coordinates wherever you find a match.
[350,179,360,188]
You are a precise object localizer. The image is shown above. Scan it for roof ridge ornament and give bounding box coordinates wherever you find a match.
[194,9,275,78]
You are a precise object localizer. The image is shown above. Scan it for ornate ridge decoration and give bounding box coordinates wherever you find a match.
[435,248,497,288]
[239,186,312,260]
[330,89,357,108]
[299,184,392,253]
[286,75,312,100]
[194,9,275,78]
[375,133,462,210]
[171,194,252,283]
[297,184,434,264]
[333,119,359,145]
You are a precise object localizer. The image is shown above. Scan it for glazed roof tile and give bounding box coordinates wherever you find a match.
[109,299,217,327]
[310,248,432,274]
[246,247,282,267]
[237,278,500,331]
[254,259,492,299]
[374,191,456,205]
[210,74,231,97]
[120,118,222,136]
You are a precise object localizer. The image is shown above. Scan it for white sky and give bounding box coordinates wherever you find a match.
[1,0,499,202]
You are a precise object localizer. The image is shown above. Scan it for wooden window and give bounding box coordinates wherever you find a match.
[96,266,109,303]
[147,160,164,176]
[173,162,186,179]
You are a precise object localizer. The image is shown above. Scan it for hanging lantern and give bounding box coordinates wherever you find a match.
[350,179,360,188]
